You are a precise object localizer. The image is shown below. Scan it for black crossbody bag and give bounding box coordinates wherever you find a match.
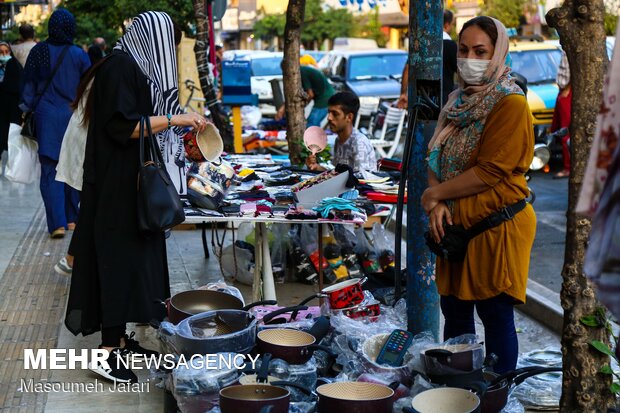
[424,199,527,262]
[22,45,70,141]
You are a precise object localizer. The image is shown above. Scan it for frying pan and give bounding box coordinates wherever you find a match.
[164,289,276,324]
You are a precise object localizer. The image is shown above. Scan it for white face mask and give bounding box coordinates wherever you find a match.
[457,58,490,85]
[0,55,10,65]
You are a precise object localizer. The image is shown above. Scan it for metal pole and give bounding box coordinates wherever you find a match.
[405,0,443,339]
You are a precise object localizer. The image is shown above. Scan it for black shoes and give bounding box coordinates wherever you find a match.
[123,332,160,357]
[90,347,137,383]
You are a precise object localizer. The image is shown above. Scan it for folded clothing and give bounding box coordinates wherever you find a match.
[285,206,318,220]
[312,197,361,219]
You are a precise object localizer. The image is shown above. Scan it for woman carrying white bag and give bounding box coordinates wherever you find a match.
[5,123,40,184]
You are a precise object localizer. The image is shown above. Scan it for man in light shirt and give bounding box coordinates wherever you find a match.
[11,24,36,68]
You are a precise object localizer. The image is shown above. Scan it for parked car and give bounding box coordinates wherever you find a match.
[319,49,408,106]
[224,51,283,116]
[509,41,562,142]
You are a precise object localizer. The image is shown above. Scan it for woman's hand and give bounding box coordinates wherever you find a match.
[422,186,440,214]
[428,202,453,244]
[172,113,208,133]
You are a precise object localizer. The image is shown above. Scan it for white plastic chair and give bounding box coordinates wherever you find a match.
[354,100,379,135]
[371,107,406,159]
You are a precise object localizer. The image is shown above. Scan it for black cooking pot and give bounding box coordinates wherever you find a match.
[164,289,276,324]
[481,366,562,413]
[220,384,289,413]
[316,381,396,413]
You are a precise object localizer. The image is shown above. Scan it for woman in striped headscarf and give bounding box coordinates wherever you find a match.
[65,11,207,383]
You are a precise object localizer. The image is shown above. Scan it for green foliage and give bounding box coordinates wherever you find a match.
[583,308,620,395]
[480,0,527,29]
[604,0,619,36]
[354,7,387,48]
[59,0,194,47]
[254,15,286,40]
[255,0,356,48]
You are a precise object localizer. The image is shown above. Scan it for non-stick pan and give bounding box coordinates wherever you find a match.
[164,289,276,324]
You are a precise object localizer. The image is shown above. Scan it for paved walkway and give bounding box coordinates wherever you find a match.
[0,175,560,412]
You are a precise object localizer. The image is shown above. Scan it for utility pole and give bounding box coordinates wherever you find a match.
[405,0,443,339]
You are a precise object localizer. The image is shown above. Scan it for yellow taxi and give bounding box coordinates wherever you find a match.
[509,40,562,128]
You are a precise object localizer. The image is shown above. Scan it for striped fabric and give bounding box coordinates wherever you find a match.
[114,11,186,192]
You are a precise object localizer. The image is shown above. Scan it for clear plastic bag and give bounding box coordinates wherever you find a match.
[420,334,485,375]
[166,354,239,413]
[197,282,245,306]
[512,347,563,410]
[269,224,289,283]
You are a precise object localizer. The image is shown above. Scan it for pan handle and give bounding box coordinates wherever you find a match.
[270,381,316,397]
[290,294,322,320]
[242,300,278,311]
[262,305,309,324]
[488,365,544,387]
[256,353,273,383]
[513,366,562,386]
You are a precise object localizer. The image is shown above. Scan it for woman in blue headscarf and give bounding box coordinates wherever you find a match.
[21,8,90,239]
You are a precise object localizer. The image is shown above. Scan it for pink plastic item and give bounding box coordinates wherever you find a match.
[303,126,327,155]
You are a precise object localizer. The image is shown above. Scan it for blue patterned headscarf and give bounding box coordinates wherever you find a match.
[48,8,76,45]
[23,8,76,83]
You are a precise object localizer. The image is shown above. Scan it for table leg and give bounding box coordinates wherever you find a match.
[252,223,263,302]
[260,222,277,301]
[318,223,324,306]
[200,224,210,259]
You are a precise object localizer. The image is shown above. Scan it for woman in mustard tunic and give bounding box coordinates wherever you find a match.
[421,16,536,373]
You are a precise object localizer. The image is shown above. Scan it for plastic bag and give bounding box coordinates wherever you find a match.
[197,282,245,306]
[354,226,382,274]
[166,353,240,413]
[371,222,395,271]
[269,224,289,283]
[220,242,255,285]
[5,123,40,184]
[241,105,262,128]
[512,347,562,410]
[329,299,434,382]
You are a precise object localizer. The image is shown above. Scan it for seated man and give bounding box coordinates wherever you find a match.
[306,91,377,172]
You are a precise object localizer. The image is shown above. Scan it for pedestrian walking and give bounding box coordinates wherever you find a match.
[11,24,37,68]
[64,11,208,384]
[552,50,571,179]
[0,42,24,176]
[87,37,106,65]
[20,9,90,238]
[422,16,536,374]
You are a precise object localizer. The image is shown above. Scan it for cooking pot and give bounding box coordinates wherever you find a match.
[481,366,562,413]
[256,328,334,365]
[164,289,276,324]
[409,387,481,413]
[159,306,307,356]
[316,381,395,413]
[332,300,380,322]
[422,343,484,373]
[321,277,367,310]
[219,384,290,413]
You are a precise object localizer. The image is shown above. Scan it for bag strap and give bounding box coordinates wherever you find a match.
[139,116,146,166]
[31,45,71,112]
[467,199,527,239]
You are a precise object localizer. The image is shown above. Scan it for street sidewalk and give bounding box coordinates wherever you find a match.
[0,176,560,412]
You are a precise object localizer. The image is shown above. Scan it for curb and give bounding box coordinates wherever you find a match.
[521,279,563,335]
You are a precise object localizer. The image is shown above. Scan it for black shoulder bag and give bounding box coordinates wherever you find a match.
[424,199,527,262]
[22,45,70,141]
[137,116,185,233]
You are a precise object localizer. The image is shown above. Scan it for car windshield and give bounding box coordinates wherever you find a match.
[348,54,407,80]
[510,49,562,84]
[251,57,283,77]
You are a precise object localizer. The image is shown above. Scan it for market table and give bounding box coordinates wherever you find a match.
[183,212,363,303]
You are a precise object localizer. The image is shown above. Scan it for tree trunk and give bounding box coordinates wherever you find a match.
[193,0,234,152]
[282,0,307,165]
[546,2,613,411]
